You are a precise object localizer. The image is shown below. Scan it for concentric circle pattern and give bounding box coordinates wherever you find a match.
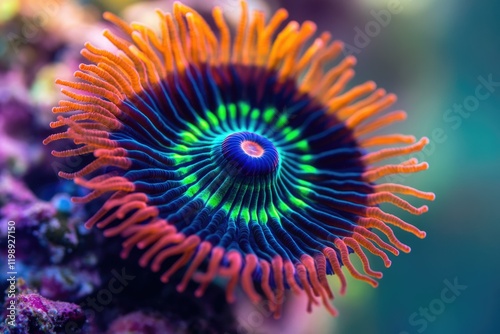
[222,131,279,176]
[44,1,434,317]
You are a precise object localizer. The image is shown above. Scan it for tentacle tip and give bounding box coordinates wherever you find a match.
[251,295,263,304]
[419,205,429,214]
[160,275,170,283]
[346,55,357,66]
[102,204,112,211]
[130,30,141,38]
[384,260,392,268]
[333,40,344,48]
[303,20,317,31]
[324,304,339,317]
[277,7,289,18]
[57,171,71,179]
[102,230,116,237]
[267,302,277,313]
[136,259,148,268]
[387,93,398,102]
[418,231,427,239]
[421,136,430,145]
[120,251,129,259]
[365,80,376,90]
[176,284,186,293]
[289,21,300,29]
[194,289,204,298]
[129,44,140,53]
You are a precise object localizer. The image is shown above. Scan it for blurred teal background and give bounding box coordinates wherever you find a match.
[317,1,500,334]
[1,0,498,333]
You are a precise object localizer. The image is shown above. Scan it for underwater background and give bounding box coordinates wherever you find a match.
[0,0,498,333]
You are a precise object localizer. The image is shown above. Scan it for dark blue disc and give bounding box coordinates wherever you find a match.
[221,132,279,176]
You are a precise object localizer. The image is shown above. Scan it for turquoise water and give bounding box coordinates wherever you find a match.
[333,1,500,333]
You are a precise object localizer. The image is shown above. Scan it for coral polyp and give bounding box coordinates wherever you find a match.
[44,1,434,317]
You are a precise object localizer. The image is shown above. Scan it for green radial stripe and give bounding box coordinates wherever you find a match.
[166,100,318,228]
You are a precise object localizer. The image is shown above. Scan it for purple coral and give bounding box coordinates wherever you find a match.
[0,283,86,334]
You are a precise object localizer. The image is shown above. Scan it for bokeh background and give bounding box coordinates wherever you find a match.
[1,0,498,333]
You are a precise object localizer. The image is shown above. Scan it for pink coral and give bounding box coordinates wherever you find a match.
[0,283,86,334]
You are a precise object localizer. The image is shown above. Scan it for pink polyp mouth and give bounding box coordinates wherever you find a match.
[241,140,264,158]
